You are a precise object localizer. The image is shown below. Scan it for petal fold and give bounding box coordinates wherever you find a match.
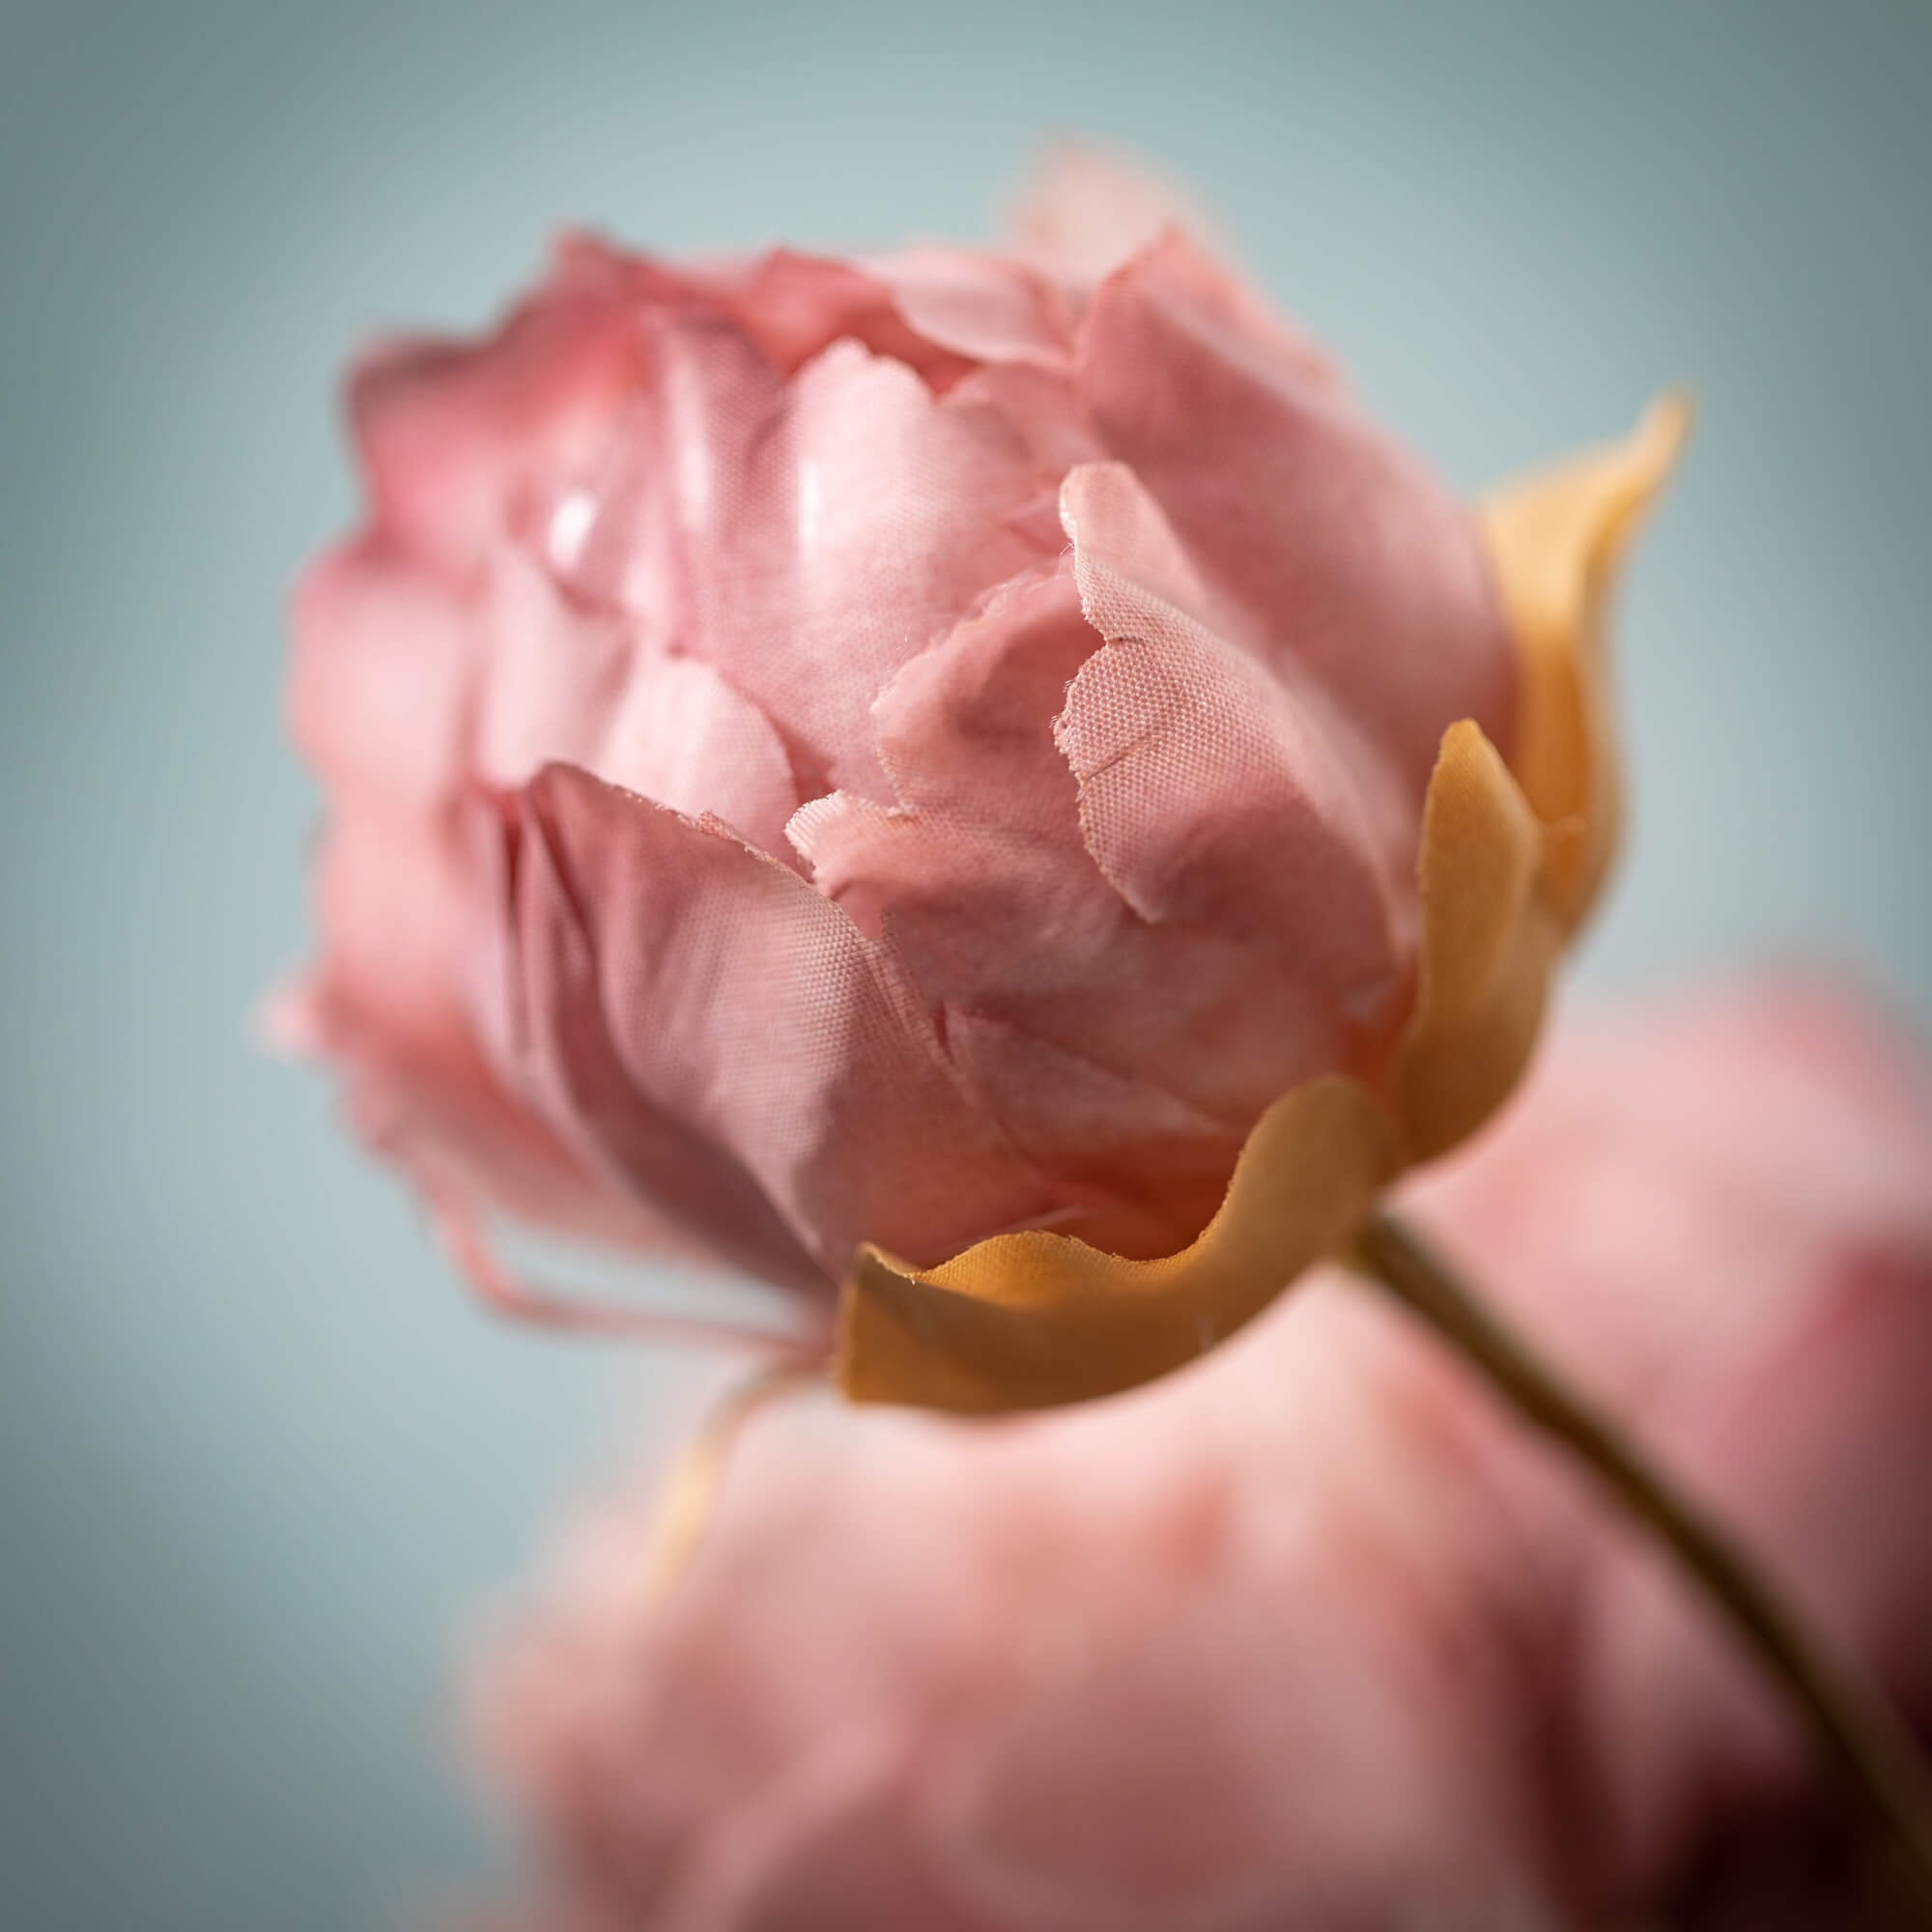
[1075,234,1509,801]
[481,763,1056,1285]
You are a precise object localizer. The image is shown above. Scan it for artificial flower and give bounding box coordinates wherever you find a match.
[281,153,1681,1409]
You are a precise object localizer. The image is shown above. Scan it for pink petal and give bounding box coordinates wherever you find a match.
[472,544,800,859]
[939,360,1105,490]
[934,1009,1243,1261]
[1405,978,1932,1910]
[705,245,1073,388]
[301,810,664,1250]
[481,763,1056,1279]
[924,1545,1539,1932]
[791,544,1418,1238]
[594,652,800,861]
[702,247,981,388]
[1078,233,1512,794]
[1057,461,1415,1065]
[471,544,634,787]
[541,316,1056,802]
[288,537,471,807]
[465,786,830,1293]
[1005,144,1217,291]
[857,245,1076,370]
[712,338,1055,800]
[789,565,1317,1252]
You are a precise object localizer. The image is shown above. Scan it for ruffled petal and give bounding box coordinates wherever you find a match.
[791,561,1368,1245]
[1078,233,1511,799]
[857,246,1076,370]
[1057,461,1414,1052]
[699,246,980,389]
[1006,144,1218,290]
[481,763,1057,1284]
[466,782,829,1293]
[546,315,1055,801]
[473,544,800,858]
[1481,394,1691,933]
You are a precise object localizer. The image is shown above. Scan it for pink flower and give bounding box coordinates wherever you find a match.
[281,155,1680,1404]
[468,977,1932,1930]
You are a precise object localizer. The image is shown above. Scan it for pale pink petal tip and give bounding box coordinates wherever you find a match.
[250,976,325,1058]
[1006,142,1219,285]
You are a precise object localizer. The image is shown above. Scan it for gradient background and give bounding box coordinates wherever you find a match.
[4,1,1929,1925]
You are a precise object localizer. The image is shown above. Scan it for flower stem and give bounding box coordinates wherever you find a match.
[1350,1208,1932,1921]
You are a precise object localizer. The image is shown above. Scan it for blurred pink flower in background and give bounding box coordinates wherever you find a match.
[468,977,1932,1931]
[279,154,1515,1300]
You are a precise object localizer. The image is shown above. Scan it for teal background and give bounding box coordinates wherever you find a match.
[4,1,1929,1924]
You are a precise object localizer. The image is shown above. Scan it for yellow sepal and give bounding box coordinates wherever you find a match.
[838,1076,1397,1412]
[1394,718,1563,1162]
[1480,392,1691,933]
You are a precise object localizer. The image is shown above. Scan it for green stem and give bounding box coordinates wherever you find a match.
[1350,1208,1932,1922]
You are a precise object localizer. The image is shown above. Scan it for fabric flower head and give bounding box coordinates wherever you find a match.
[281,152,1683,1410]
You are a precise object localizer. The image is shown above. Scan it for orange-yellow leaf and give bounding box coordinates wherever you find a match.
[838,1075,1397,1412]
[1396,719,1562,1161]
[1480,393,1690,932]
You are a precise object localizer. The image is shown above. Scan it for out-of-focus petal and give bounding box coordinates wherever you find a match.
[474,977,1932,1931]
[298,812,668,1252]
[700,246,980,389]
[472,545,634,786]
[348,237,661,579]
[1006,143,1218,290]
[857,246,1077,370]
[1403,977,1932,1924]
[288,537,471,806]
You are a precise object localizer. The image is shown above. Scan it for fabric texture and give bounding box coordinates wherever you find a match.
[281,155,1520,1316]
